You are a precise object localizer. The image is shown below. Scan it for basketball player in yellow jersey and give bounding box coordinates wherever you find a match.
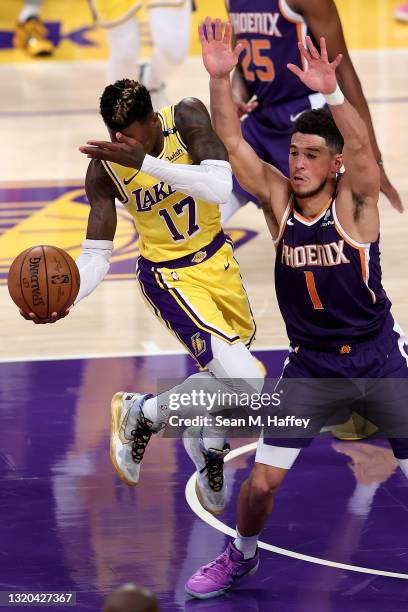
[77,79,264,515]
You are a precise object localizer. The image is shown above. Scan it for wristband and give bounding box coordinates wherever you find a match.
[324,84,345,106]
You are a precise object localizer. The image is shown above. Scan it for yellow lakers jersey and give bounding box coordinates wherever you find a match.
[102,105,222,262]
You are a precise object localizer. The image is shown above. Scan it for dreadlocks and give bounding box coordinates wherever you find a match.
[100,79,153,131]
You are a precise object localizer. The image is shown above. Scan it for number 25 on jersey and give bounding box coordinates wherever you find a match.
[240,38,275,82]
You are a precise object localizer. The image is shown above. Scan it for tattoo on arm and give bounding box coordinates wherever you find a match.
[174,97,229,164]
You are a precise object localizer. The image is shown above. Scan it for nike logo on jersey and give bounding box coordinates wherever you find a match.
[224,259,230,271]
[290,111,307,122]
[281,239,350,268]
[287,218,294,226]
[124,172,139,185]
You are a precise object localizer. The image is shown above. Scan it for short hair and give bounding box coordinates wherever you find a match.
[100,79,153,130]
[291,109,344,153]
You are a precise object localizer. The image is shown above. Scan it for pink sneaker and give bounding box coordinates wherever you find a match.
[185,542,259,599]
[395,3,408,22]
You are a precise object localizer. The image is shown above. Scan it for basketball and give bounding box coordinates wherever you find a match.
[7,245,80,318]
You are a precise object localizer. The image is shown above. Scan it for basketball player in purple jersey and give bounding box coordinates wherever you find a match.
[184,19,408,599]
[222,0,403,220]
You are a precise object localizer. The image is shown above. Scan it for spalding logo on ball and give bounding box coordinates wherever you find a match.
[8,245,80,318]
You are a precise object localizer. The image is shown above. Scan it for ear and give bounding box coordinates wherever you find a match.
[332,153,343,174]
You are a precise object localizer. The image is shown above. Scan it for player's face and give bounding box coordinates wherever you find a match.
[289,133,342,198]
[111,113,162,154]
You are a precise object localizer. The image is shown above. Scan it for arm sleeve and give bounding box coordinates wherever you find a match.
[141,156,232,205]
[73,239,113,306]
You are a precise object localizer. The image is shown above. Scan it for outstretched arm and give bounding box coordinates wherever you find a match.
[295,0,403,213]
[288,36,380,241]
[199,17,290,234]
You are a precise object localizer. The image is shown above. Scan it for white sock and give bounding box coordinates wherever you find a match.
[140,395,158,423]
[105,18,140,83]
[233,527,259,559]
[19,0,42,22]
[140,368,247,430]
[202,430,227,452]
[398,457,408,478]
[139,372,214,427]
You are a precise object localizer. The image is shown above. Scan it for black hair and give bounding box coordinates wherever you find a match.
[100,79,153,130]
[291,109,344,153]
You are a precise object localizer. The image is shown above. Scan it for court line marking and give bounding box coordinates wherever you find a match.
[185,442,408,580]
[0,345,289,364]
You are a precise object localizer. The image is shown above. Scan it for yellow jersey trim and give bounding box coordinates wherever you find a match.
[102,161,129,204]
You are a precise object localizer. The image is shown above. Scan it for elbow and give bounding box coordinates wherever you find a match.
[199,162,233,205]
[213,173,233,206]
[345,138,371,155]
[206,178,232,206]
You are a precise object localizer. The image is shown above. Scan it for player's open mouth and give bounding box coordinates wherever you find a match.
[293,176,306,183]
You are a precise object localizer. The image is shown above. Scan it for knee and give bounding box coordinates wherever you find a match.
[246,465,283,504]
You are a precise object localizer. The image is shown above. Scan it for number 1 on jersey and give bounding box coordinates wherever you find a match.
[304,271,324,310]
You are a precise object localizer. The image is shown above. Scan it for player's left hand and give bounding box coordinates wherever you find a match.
[19,309,70,324]
[287,36,342,95]
[79,132,145,168]
[379,166,404,213]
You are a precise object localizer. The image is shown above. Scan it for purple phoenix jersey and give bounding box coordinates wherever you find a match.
[229,0,317,106]
[274,194,392,350]
[229,0,327,182]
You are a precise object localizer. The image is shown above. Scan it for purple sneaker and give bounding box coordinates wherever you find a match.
[185,542,259,599]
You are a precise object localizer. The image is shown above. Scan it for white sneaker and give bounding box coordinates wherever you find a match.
[183,426,230,515]
[110,391,158,486]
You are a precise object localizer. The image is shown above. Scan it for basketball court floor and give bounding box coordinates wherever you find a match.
[1,1,408,609]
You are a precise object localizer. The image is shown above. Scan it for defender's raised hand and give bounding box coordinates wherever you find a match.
[79,132,145,168]
[287,36,343,94]
[199,17,243,79]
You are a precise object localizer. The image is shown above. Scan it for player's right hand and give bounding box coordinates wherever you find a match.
[198,17,243,79]
[19,309,70,324]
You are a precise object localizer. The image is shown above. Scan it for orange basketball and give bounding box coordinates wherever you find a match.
[7,245,80,318]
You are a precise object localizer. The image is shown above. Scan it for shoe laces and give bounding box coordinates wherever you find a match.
[130,412,153,464]
[202,547,239,580]
[200,445,230,492]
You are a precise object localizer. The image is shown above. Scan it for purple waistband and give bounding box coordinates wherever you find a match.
[293,319,394,355]
[139,231,230,270]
